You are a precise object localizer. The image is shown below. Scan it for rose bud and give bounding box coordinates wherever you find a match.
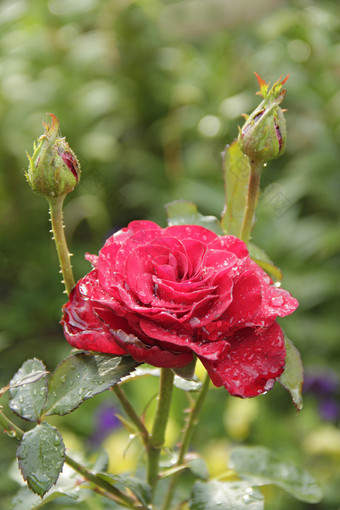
[26,113,80,198]
[238,73,289,163]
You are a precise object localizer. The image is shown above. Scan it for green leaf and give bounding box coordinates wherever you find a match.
[165,200,224,234]
[17,422,65,497]
[230,446,322,503]
[221,141,251,236]
[11,486,79,510]
[43,353,138,416]
[248,243,283,282]
[190,480,264,510]
[98,472,151,507]
[9,359,48,422]
[280,334,304,411]
[187,457,209,480]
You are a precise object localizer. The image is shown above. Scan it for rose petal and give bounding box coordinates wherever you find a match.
[201,323,286,397]
[203,249,237,272]
[61,284,126,356]
[198,273,234,325]
[254,285,299,326]
[138,319,229,361]
[221,270,263,328]
[165,225,218,244]
[181,239,207,276]
[112,330,193,368]
[114,228,164,274]
[208,235,249,258]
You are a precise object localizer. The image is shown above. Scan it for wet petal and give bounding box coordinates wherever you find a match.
[164,225,218,243]
[61,283,126,356]
[112,330,193,368]
[221,270,263,328]
[208,235,249,258]
[201,323,286,397]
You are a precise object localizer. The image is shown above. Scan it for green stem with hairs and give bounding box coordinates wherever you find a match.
[239,161,263,242]
[48,195,75,296]
[146,368,174,495]
[162,373,210,510]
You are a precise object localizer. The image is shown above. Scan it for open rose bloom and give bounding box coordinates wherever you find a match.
[62,220,298,398]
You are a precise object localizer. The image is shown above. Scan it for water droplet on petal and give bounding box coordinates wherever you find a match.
[190,317,200,327]
[270,295,284,306]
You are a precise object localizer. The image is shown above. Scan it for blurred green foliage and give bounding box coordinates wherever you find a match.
[1,0,340,508]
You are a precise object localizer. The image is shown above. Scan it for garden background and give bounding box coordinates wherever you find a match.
[0,0,339,508]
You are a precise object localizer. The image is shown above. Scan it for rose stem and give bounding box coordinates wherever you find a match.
[161,373,210,510]
[112,384,150,447]
[239,161,263,243]
[0,410,136,508]
[146,368,174,495]
[64,454,136,508]
[48,195,75,296]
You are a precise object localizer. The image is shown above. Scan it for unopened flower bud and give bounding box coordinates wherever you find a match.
[238,73,288,163]
[26,114,80,198]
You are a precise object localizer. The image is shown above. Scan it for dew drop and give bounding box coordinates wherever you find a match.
[54,434,62,446]
[5,429,16,438]
[29,471,50,486]
[270,295,284,306]
[264,378,275,391]
[190,317,200,327]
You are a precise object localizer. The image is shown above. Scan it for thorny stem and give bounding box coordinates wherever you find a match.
[161,373,210,510]
[0,409,136,508]
[239,161,263,243]
[49,195,75,296]
[147,368,174,496]
[112,384,150,447]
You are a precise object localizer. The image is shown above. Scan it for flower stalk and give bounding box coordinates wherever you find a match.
[112,384,150,447]
[162,373,210,510]
[147,368,174,495]
[238,161,263,242]
[49,195,75,296]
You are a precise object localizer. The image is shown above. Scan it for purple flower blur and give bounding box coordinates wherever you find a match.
[90,404,121,447]
[303,370,339,422]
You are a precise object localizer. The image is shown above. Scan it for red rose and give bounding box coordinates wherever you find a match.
[61,220,298,397]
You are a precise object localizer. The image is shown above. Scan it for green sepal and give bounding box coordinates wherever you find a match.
[221,141,251,236]
[172,357,197,381]
[248,242,283,282]
[280,334,304,411]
